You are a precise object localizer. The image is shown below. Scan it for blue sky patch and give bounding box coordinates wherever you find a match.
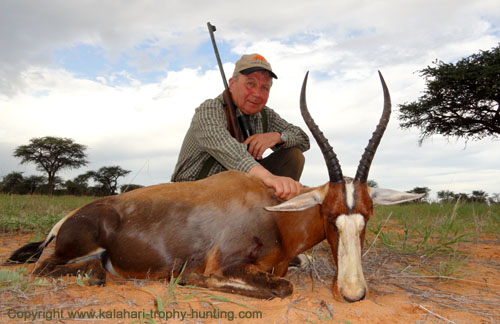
[53,43,108,79]
[51,39,241,86]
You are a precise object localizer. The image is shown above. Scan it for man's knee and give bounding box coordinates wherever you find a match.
[287,147,305,169]
[260,147,305,181]
[285,148,305,180]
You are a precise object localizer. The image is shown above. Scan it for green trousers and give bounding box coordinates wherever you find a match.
[258,147,305,181]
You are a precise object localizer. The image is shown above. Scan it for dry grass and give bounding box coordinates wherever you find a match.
[287,235,500,323]
[1,236,499,323]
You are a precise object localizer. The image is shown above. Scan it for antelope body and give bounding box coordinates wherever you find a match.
[8,72,423,302]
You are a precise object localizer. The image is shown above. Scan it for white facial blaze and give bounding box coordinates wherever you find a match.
[336,213,367,301]
[345,181,355,209]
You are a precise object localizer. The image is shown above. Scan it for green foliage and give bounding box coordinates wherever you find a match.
[407,186,431,201]
[64,173,93,196]
[1,172,50,195]
[428,252,468,278]
[436,189,491,203]
[371,208,470,255]
[368,201,500,277]
[374,201,499,237]
[399,44,500,143]
[87,166,131,195]
[13,136,88,195]
[0,172,25,193]
[0,194,97,233]
[0,267,50,292]
[75,272,90,287]
[1,166,132,197]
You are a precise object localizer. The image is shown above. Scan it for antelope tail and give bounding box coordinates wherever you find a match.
[6,208,79,264]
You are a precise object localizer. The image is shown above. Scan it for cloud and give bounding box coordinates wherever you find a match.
[2,1,499,93]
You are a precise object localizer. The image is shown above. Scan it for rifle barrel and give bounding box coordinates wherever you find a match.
[207,22,229,90]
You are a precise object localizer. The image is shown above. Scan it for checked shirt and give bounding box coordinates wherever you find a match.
[171,93,309,182]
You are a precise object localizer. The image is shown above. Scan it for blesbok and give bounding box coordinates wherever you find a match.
[8,72,423,302]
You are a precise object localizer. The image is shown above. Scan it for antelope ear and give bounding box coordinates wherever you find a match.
[369,187,424,205]
[265,184,328,212]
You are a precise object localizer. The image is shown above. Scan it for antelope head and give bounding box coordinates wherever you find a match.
[267,72,424,302]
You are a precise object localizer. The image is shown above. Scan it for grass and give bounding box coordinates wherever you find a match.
[0,194,97,233]
[369,200,500,254]
[0,266,50,292]
[372,201,500,238]
[0,266,95,293]
[367,200,499,277]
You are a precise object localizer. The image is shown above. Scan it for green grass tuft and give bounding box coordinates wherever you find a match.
[367,201,499,277]
[0,267,50,292]
[0,194,97,233]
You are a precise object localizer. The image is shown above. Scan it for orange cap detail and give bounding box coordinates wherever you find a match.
[252,55,267,62]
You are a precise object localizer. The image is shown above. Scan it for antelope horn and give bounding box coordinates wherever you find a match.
[354,71,392,183]
[300,72,343,183]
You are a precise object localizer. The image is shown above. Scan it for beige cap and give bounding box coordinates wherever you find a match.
[232,53,278,79]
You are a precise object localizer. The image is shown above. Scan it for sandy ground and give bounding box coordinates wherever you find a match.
[1,233,499,324]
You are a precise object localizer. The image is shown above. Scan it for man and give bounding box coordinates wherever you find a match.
[171,53,310,201]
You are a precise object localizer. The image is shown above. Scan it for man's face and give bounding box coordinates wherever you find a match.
[229,71,273,115]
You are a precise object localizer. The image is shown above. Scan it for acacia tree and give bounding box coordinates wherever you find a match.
[471,190,488,203]
[22,175,48,194]
[0,172,25,194]
[0,172,48,194]
[64,173,92,196]
[14,136,88,195]
[407,186,430,202]
[87,166,131,195]
[399,44,500,143]
[437,190,457,202]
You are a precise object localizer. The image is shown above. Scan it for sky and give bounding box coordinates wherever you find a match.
[1,0,499,199]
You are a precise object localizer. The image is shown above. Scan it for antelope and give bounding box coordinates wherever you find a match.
[8,72,423,302]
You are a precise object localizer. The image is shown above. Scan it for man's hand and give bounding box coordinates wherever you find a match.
[248,165,302,201]
[244,132,281,160]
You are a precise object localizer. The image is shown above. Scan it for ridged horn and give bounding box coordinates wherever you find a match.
[354,71,392,183]
[300,72,343,183]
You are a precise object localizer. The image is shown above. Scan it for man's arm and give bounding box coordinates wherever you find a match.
[194,98,259,173]
[264,107,310,151]
[243,107,310,160]
[248,164,302,201]
[194,99,303,200]
[244,132,281,160]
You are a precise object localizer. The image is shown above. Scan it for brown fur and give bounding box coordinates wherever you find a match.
[352,181,374,251]
[10,171,324,299]
[322,182,349,266]
[10,171,373,301]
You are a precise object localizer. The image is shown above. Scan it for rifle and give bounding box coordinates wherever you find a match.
[207,22,252,142]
